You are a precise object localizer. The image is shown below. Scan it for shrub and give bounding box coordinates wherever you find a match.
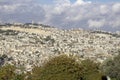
[0,65,16,80]
[31,55,83,80]
[0,65,25,80]
[31,55,103,80]
[101,52,120,80]
[13,74,25,80]
[0,55,104,80]
[81,60,103,80]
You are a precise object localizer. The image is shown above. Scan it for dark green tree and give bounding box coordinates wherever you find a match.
[101,51,120,80]
[31,55,103,80]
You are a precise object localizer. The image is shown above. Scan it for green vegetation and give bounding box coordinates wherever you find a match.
[31,55,103,80]
[0,65,24,80]
[0,29,19,35]
[0,65,25,80]
[101,51,120,80]
[0,65,16,80]
[44,36,55,43]
[81,59,103,80]
[31,55,83,80]
[2,54,120,80]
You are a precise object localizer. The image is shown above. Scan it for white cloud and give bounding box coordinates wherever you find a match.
[88,19,106,28]
[43,1,120,31]
[112,3,120,13]
[113,20,120,27]
[53,0,71,14]
[109,18,120,28]
[0,0,34,3]
[54,0,71,6]
[0,0,120,31]
[74,0,85,5]
[0,4,20,13]
[100,5,109,14]
[73,0,91,6]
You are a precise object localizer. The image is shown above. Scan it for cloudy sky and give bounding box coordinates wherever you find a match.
[0,0,120,32]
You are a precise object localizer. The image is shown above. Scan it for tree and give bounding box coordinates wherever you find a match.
[31,55,103,80]
[101,51,120,80]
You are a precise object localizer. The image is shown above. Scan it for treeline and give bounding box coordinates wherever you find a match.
[0,52,120,80]
[91,30,120,38]
[0,23,53,28]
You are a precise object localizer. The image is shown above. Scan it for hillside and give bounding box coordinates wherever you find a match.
[0,24,120,71]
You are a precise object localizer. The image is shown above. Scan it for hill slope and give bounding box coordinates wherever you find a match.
[0,24,120,71]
